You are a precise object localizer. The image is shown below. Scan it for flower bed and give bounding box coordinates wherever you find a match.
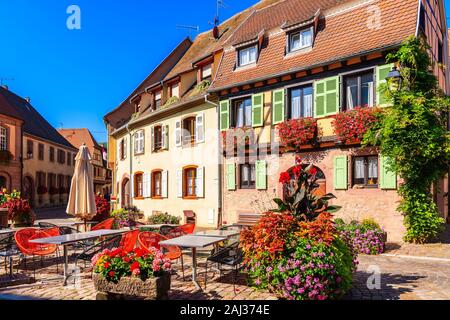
[277,118,318,150]
[335,219,387,255]
[240,157,357,300]
[92,247,172,300]
[332,107,380,145]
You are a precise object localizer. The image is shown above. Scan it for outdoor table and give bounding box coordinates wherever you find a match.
[30,229,127,286]
[35,220,97,232]
[194,230,240,238]
[159,235,226,290]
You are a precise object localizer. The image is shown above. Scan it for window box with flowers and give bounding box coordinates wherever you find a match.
[92,247,172,300]
[332,107,381,145]
[277,118,319,152]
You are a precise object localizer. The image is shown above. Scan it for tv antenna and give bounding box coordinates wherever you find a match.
[176,24,200,38]
[214,0,228,26]
[0,77,14,86]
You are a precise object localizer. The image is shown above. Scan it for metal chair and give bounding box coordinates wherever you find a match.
[38,222,59,229]
[204,242,243,293]
[0,234,20,277]
[160,225,176,237]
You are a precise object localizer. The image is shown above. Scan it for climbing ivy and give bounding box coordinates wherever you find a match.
[363,36,450,243]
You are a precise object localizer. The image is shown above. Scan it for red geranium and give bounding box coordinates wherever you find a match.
[279,172,291,185]
[103,262,110,269]
[130,261,140,272]
[332,107,381,145]
[277,118,318,150]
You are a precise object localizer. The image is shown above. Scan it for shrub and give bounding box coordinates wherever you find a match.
[92,247,171,284]
[147,212,181,225]
[336,220,386,255]
[93,196,111,222]
[112,206,145,228]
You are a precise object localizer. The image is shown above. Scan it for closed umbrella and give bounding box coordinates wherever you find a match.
[66,144,97,228]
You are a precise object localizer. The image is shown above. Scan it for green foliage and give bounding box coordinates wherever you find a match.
[361,218,381,230]
[147,212,181,225]
[162,96,180,108]
[363,36,449,243]
[192,80,211,95]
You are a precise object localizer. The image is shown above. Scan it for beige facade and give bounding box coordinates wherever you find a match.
[22,134,76,208]
[114,101,220,228]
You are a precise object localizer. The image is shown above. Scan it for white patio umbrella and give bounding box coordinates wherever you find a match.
[66,144,97,228]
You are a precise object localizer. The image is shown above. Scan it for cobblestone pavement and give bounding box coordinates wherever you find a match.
[1,253,449,300]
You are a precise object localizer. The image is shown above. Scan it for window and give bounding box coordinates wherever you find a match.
[170,83,180,98]
[201,63,212,81]
[134,130,145,155]
[238,45,257,67]
[27,140,34,159]
[353,156,379,187]
[134,172,144,198]
[48,173,56,188]
[0,176,6,189]
[119,138,127,160]
[184,167,197,198]
[0,126,7,151]
[153,126,163,151]
[152,170,162,198]
[154,91,162,109]
[182,117,196,147]
[57,149,66,164]
[344,71,374,110]
[36,172,46,188]
[240,163,256,189]
[38,144,44,161]
[232,98,252,128]
[49,147,55,162]
[66,175,72,190]
[289,85,313,119]
[438,40,443,64]
[288,27,313,53]
[67,152,71,166]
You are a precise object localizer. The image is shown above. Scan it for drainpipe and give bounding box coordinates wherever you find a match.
[204,94,222,228]
[126,123,133,208]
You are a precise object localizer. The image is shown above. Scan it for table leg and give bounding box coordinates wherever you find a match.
[63,245,69,286]
[191,248,201,290]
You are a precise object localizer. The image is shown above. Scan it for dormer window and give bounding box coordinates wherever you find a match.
[201,63,212,82]
[154,91,162,109]
[170,83,180,98]
[238,45,257,67]
[288,27,313,53]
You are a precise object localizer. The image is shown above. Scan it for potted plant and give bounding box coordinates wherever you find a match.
[1,192,36,227]
[111,206,144,229]
[93,196,111,222]
[92,247,172,300]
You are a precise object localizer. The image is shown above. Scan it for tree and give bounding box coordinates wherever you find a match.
[364,36,450,243]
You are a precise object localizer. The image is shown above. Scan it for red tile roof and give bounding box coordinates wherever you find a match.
[211,0,419,91]
[58,128,101,153]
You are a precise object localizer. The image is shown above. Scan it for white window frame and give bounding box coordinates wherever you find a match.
[134,130,145,155]
[202,64,212,80]
[288,27,313,53]
[170,83,180,98]
[0,126,7,151]
[238,45,258,67]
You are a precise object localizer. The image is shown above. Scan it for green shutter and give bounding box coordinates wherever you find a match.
[315,76,340,118]
[227,163,236,191]
[376,63,395,107]
[256,160,267,190]
[380,156,397,189]
[252,93,264,127]
[272,89,285,124]
[334,155,348,190]
[220,100,230,131]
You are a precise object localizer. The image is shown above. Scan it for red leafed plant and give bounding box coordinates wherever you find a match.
[332,107,381,145]
[240,212,298,263]
[93,196,111,222]
[277,118,318,150]
[297,212,337,246]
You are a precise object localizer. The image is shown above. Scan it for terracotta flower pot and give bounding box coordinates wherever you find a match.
[93,273,171,300]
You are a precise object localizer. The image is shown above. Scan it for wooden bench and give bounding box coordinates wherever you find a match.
[237,212,262,226]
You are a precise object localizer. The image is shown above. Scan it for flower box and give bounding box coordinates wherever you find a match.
[93,273,171,300]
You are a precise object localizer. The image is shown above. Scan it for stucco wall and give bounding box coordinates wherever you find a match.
[115,102,220,228]
[0,114,22,191]
[223,148,406,242]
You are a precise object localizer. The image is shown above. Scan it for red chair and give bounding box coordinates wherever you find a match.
[91,218,115,231]
[138,232,185,280]
[15,229,59,278]
[179,223,195,235]
[119,230,139,252]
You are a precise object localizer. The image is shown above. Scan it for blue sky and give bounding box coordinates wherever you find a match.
[0,0,258,142]
[0,0,449,143]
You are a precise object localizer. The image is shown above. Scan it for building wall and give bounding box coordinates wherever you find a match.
[115,102,220,228]
[22,134,76,209]
[0,114,22,191]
